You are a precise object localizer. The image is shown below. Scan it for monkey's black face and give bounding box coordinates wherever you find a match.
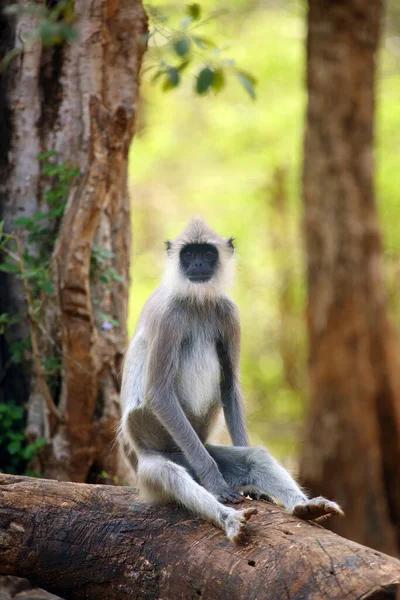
[180,243,219,283]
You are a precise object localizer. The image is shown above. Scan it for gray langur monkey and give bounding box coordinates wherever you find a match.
[120,218,343,542]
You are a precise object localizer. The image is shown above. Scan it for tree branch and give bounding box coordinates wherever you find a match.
[1,474,400,599]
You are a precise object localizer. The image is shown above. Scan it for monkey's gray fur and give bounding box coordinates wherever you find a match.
[120,218,343,542]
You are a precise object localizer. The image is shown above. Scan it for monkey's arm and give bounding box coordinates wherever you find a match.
[145,312,243,503]
[218,303,249,447]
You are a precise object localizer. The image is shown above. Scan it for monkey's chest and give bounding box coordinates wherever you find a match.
[176,339,221,417]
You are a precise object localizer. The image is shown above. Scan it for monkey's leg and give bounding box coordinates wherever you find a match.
[206,445,343,521]
[137,452,256,542]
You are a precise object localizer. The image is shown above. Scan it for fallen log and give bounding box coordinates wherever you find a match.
[1,474,400,600]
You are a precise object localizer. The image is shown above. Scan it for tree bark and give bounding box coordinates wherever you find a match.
[1,475,400,600]
[0,0,147,482]
[301,0,400,556]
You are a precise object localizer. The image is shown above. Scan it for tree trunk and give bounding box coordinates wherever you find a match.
[301,0,400,556]
[0,0,147,482]
[1,475,400,600]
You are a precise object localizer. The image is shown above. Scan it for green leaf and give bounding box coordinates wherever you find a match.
[196,67,215,95]
[212,68,225,93]
[7,440,21,455]
[1,47,23,72]
[162,67,180,91]
[22,437,46,460]
[38,20,61,47]
[173,36,191,57]
[236,71,257,100]
[97,311,120,328]
[0,261,19,274]
[15,212,48,227]
[37,151,57,161]
[177,59,191,72]
[38,279,54,295]
[150,70,163,84]
[13,216,33,227]
[92,246,115,263]
[58,22,78,43]
[10,338,31,364]
[193,36,215,50]
[186,3,201,20]
[42,357,61,373]
[0,312,20,328]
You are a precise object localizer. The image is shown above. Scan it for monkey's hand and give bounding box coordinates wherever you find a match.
[203,476,244,504]
[216,487,245,504]
[292,496,344,521]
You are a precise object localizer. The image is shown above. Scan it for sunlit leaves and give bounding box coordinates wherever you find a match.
[236,71,257,100]
[144,2,257,100]
[192,36,215,50]
[163,66,180,91]
[186,3,201,21]
[173,35,191,57]
[212,68,225,93]
[196,66,215,94]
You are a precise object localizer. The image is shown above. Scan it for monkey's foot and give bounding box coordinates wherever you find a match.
[241,488,277,504]
[292,496,344,521]
[224,507,258,543]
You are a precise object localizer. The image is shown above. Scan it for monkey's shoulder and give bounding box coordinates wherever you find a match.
[136,290,239,343]
[214,295,239,319]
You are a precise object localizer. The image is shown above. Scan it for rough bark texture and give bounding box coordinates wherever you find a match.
[0,0,147,482]
[301,0,400,556]
[1,475,400,600]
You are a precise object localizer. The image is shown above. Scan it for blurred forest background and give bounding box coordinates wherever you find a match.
[129,0,400,461]
[2,0,400,560]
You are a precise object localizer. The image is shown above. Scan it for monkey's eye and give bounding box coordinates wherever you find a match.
[184,251,193,257]
[206,250,215,257]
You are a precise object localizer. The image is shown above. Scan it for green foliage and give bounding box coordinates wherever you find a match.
[144,3,257,99]
[96,311,120,330]
[0,313,20,335]
[9,338,32,365]
[0,152,79,393]
[0,153,80,473]
[0,402,46,475]
[90,245,124,285]
[0,154,79,301]
[196,66,215,94]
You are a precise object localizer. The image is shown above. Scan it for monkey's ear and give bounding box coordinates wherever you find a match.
[227,237,235,252]
[164,240,172,253]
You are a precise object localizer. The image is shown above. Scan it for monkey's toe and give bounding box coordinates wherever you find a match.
[225,507,257,542]
[292,496,344,521]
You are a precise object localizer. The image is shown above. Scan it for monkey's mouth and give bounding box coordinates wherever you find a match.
[188,274,212,283]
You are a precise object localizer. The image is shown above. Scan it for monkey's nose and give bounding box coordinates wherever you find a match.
[195,261,203,268]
